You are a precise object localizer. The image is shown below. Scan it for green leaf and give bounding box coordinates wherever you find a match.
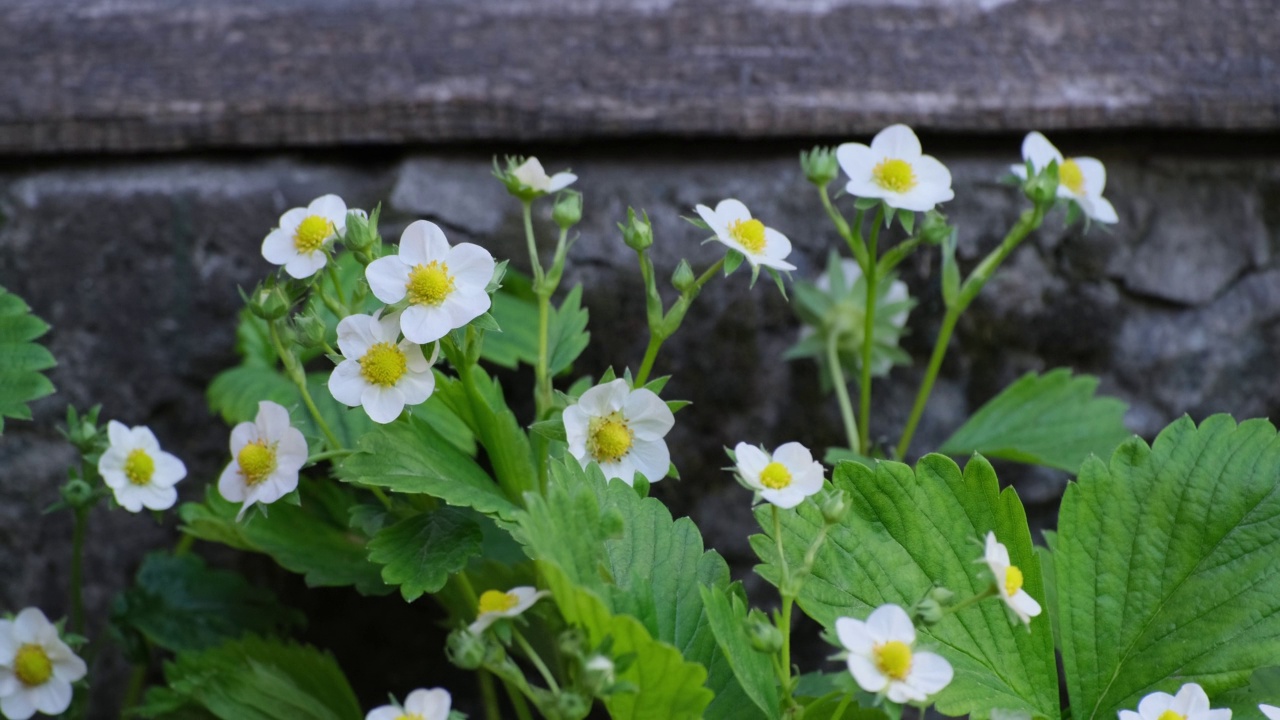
[548,285,591,375]
[113,553,303,653]
[206,365,297,426]
[941,229,960,308]
[854,197,880,211]
[898,209,915,234]
[367,507,484,602]
[337,415,516,520]
[432,370,536,502]
[700,585,781,719]
[530,417,567,443]
[724,250,745,276]
[179,482,390,595]
[939,369,1130,472]
[140,636,362,720]
[754,456,1059,719]
[1217,667,1280,716]
[484,291,540,369]
[0,286,55,432]
[1056,415,1280,719]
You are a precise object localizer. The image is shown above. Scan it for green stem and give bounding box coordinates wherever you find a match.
[326,261,347,308]
[828,693,854,720]
[173,533,195,557]
[69,506,88,635]
[316,284,345,318]
[772,506,795,702]
[535,293,552,417]
[819,187,867,269]
[946,585,998,616]
[634,334,664,388]
[634,256,726,388]
[825,334,859,453]
[502,679,536,720]
[513,630,560,694]
[895,306,959,459]
[694,257,727,288]
[857,207,884,453]
[305,448,354,465]
[522,202,544,285]
[479,670,503,720]
[120,662,147,714]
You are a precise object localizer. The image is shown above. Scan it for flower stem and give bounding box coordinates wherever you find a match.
[120,662,147,714]
[828,693,854,720]
[895,306,959,460]
[946,585,998,616]
[325,261,347,308]
[535,293,552,418]
[173,533,195,557]
[857,206,884,453]
[513,630,560,694]
[772,505,796,703]
[502,678,536,720]
[522,202,545,285]
[633,256,725,388]
[305,448,354,465]
[69,505,88,635]
[478,670,503,720]
[825,334,859,454]
[819,187,867,269]
[634,335,663,388]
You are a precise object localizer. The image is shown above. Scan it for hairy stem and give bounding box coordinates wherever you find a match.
[513,630,560,694]
[857,206,884,453]
[895,306,959,459]
[69,506,88,635]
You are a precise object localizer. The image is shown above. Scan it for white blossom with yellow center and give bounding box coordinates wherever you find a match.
[732,441,825,509]
[0,608,87,720]
[694,199,796,271]
[563,379,675,486]
[364,687,453,720]
[1118,683,1231,720]
[366,220,496,344]
[468,587,548,634]
[512,157,577,194]
[97,420,187,513]
[836,604,953,703]
[261,194,352,279]
[217,400,307,521]
[837,124,955,212]
[329,310,436,424]
[1011,132,1118,224]
[982,531,1042,626]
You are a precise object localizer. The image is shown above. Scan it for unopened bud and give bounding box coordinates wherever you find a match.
[819,489,849,525]
[555,691,592,719]
[445,628,486,670]
[618,208,653,252]
[913,598,945,626]
[61,479,94,509]
[294,311,327,349]
[247,284,291,321]
[928,586,956,605]
[1024,161,1060,207]
[746,618,783,654]
[553,190,584,230]
[919,210,951,245]
[342,208,375,252]
[801,146,840,188]
[558,628,586,659]
[583,655,616,694]
[671,260,696,293]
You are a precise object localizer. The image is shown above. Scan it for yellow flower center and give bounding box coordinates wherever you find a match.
[359,342,408,387]
[293,215,333,253]
[478,589,520,614]
[728,218,767,254]
[237,440,277,487]
[124,448,156,486]
[406,261,455,306]
[395,715,423,720]
[14,644,53,687]
[586,412,634,463]
[872,158,917,193]
[759,461,792,490]
[1158,711,1186,720]
[1059,159,1086,195]
[873,640,913,681]
[1005,565,1024,597]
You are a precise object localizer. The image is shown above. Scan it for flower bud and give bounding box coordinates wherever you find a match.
[671,260,696,294]
[583,655,616,694]
[928,585,956,605]
[61,479,95,509]
[618,208,653,252]
[913,598,945,626]
[746,618,784,654]
[294,311,327,349]
[247,283,291,321]
[919,210,952,246]
[342,208,376,252]
[1024,161,1060,207]
[801,146,840,188]
[554,691,592,719]
[558,628,586,659]
[445,628,486,670]
[819,488,850,525]
[553,190,584,230]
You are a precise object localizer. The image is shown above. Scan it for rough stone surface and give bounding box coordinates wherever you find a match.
[3,136,1280,714]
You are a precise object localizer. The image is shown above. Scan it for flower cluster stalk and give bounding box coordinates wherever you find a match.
[633,256,725,387]
[857,206,886,452]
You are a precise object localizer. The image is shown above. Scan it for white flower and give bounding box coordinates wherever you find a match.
[733,442,825,509]
[366,220,496,344]
[469,587,547,634]
[329,311,436,424]
[804,259,911,376]
[836,604,953,703]
[97,421,186,512]
[512,157,577,194]
[261,194,349,279]
[217,400,308,520]
[837,124,954,212]
[694,199,796,271]
[817,260,910,328]
[1011,132,1118,224]
[0,608,87,720]
[563,379,675,486]
[365,688,452,720]
[1118,683,1231,720]
[982,532,1042,626]
[1260,705,1280,720]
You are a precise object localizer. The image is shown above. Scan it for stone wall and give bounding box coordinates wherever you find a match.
[3,134,1280,713]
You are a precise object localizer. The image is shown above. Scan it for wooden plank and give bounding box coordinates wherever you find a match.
[1,0,1278,154]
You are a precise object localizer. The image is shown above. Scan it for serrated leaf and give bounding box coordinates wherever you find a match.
[754,455,1058,719]
[337,415,516,521]
[112,553,303,653]
[700,585,781,719]
[484,285,540,369]
[939,369,1130,472]
[529,417,567,442]
[367,507,483,602]
[0,286,55,432]
[431,369,536,502]
[548,285,590,375]
[1057,415,1280,719]
[1217,667,1280,716]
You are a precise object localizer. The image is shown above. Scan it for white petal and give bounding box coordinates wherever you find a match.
[362,385,406,424]
[373,310,401,343]
[47,643,86,683]
[761,486,805,509]
[442,286,492,328]
[1086,195,1119,224]
[400,304,455,344]
[307,194,348,231]
[835,616,874,654]
[277,207,308,233]
[845,174,892,202]
[623,389,675,440]
[98,447,127,479]
[336,313,377,359]
[755,254,798,272]
[1139,692,1175,720]
[513,157,550,189]
[576,382,618,417]
[151,452,187,486]
[906,651,954,696]
[400,220,451,265]
[772,441,814,468]
[366,256,411,304]
[866,604,915,645]
[762,227,793,262]
[0,669,16,698]
[218,462,247,502]
[247,472,294,508]
[694,204,725,236]
[1010,590,1042,619]
[1259,706,1280,720]
[913,155,953,191]
[365,707,402,720]
[563,405,590,455]
[284,250,327,279]
[401,339,429,372]
[600,455,637,485]
[328,362,367,407]
[276,427,309,471]
[112,485,145,513]
[628,438,670,483]
[1073,157,1108,195]
[1201,711,1232,720]
[836,143,874,179]
[886,679,927,704]
[1010,164,1030,180]
[871,124,923,160]
[2,690,37,720]
[12,609,50,644]
[734,443,770,481]
[397,369,436,406]
[1021,131,1064,170]
[404,688,452,719]
[1174,683,1210,717]
[547,172,578,192]
[255,401,293,441]
[447,243,497,287]
[714,198,752,224]
[0,619,17,660]
[846,653,888,694]
[107,420,131,448]
[1119,711,1145,720]
[138,484,179,511]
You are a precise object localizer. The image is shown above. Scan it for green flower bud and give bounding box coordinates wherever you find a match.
[913,597,945,626]
[247,283,291,321]
[61,479,95,509]
[554,691,592,719]
[342,208,376,252]
[558,628,586,659]
[919,210,952,245]
[671,259,696,294]
[582,655,616,695]
[294,311,327,349]
[445,628,486,670]
[746,618,783,654]
[553,190,584,230]
[928,585,956,605]
[618,208,653,252]
[801,146,840,188]
[819,488,849,525]
[1024,161,1060,207]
